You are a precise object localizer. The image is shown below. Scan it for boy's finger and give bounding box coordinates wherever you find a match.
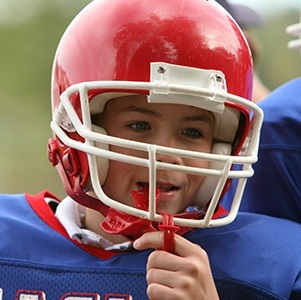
[134,231,203,258]
[133,231,164,250]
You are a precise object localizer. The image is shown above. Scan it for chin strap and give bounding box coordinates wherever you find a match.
[101,187,160,240]
[101,187,228,253]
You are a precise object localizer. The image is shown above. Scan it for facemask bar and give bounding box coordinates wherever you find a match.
[51,63,263,228]
[286,12,301,51]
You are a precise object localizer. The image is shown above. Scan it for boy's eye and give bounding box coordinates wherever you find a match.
[183,128,202,138]
[130,121,150,131]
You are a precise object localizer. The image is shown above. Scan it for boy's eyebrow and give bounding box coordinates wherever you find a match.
[120,106,161,117]
[182,113,215,124]
[121,105,214,123]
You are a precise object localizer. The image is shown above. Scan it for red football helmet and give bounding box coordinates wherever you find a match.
[48,0,263,230]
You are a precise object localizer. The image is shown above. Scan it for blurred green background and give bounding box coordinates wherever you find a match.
[0,0,90,197]
[0,1,300,198]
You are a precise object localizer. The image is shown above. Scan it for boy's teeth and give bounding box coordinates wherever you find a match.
[138,182,176,192]
[158,185,173,192]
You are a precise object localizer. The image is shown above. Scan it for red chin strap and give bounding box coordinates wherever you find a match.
[101,187,227,253]
[101,187,160,240]
[101,187,180,253]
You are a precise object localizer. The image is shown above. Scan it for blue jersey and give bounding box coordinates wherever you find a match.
[223,78,301,222]
[0,191,301,299]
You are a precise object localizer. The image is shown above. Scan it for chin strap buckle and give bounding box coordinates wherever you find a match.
[159,212,179,253]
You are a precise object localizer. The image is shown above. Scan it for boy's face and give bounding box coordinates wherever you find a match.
[95,95,214,215]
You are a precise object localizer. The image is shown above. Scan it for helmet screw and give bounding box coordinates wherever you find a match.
[215,74,223,82]
[157,65,167,74]
[66,122,73,131]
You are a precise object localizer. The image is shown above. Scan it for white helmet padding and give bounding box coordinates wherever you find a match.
[193,142,232,208]
[93,125,109,185]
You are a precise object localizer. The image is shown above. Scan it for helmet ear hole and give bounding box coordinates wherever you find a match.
[193,143,232,209]
[92,125,110,185]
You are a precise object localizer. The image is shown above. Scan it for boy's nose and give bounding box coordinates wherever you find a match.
[156,152,183,165]
[155,136,184,165]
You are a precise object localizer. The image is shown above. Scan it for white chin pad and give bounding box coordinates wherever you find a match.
[193,143,232,209]
[92,125,110,184]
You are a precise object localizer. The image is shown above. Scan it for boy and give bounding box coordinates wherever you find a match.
[1,0,301,299]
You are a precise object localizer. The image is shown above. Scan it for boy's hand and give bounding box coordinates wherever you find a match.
[133,232,219,300]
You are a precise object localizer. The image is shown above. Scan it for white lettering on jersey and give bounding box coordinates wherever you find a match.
[15,290,46,300]
[60,293,100,299]
[105,295,133,300]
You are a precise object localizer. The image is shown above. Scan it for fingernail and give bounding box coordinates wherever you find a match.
[133,238,140,249]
